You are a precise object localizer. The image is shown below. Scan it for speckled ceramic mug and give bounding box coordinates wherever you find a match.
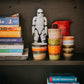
[63,53,73,60]
[49,54,60,60]
[48,45,61,60]
[63,48,74,53]
[48,29,61,39]
[48,39,60,45]
[63,36,74,48]
[32,43,47,60]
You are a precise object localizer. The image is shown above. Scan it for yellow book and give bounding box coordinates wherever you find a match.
[0,31,21,37]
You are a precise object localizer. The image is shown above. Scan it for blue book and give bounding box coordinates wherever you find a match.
[0,38,22,43]
[47,78,79,84]
[49,76,77,83]
[0,49,23,53]
[9,49,23,53]
[0,13,19,26]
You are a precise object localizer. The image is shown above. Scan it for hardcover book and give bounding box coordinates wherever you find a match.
[0,48,28,56]
[0,37,22,43]
[0,49,23,53]
[49,76,77,83]
[47,78,79,84]
[0,43,23,49]
[0,13,19,27]
[0,31,21,37]
[49,73,77,83]
[0,26,21,31]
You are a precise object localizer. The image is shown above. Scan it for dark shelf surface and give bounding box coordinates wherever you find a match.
[0,53,84,66]
[0,60,84,66]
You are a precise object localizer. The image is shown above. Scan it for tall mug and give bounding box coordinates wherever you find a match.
[48,29,61,39]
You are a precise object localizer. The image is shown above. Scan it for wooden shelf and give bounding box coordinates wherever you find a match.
[0,60,84,66]
[0,53,84,66]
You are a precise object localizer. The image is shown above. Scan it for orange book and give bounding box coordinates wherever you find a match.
[0,31,21,37]
[0,26,21,31]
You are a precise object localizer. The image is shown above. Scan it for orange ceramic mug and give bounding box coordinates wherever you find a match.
[63,36,74,40]
[48,45,61,55]
[63,36,74,48]
[32,43,47,60]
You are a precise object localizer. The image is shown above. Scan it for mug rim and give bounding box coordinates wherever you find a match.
[48,29,61,31]
[63,36,74,38]
[32,42,47,45]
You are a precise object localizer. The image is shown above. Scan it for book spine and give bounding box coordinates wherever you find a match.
[50,77,77,83]
[47,78,79,84]
[0,44,23,49]
[0,18,19,25]
[0,31,21,37]
[0,53,22,56]
[0,26,21,31]
[48,82,79,84]
[0,48,28,56]
[0,38,22,43]
[0,25,19,27]
[0,53,28,56]
[0,49,23,53]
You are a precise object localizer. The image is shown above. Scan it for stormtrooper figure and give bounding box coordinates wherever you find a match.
[32,8,47,43]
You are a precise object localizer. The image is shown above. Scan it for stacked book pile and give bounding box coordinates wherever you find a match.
[0,13,28,60]
[47,73,80,84]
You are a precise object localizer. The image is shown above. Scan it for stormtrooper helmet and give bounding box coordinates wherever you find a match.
[37,8,44,17]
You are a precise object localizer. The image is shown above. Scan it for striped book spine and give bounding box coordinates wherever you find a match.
[0,26,21,31]
[0,48,28,56]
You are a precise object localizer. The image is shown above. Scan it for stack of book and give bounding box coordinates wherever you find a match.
[47,73,80,84]
[0,13,28,60]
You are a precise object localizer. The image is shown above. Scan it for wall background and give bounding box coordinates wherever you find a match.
[0,0,84,84]
[0,0,84,54]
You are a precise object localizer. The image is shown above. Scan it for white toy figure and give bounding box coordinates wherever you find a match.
[32,8,47,43]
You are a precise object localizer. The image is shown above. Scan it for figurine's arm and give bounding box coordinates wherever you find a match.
[44,17,47,35]
[32,16,36,35]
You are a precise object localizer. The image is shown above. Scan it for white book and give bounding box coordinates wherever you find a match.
[0,53,23,56]
[0,44,24,49]
[0,25,19,27]
[0,53,28,56]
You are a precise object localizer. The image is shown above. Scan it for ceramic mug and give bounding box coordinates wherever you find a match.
[63,48,74,53]
[48,45,61,60]
[32,43,47,60]
[63,36,74,48]
[48,45,61,55]
[63,53,73,60]
[49,54,60,60]
[48,29,61,39]
[48,39,60,45]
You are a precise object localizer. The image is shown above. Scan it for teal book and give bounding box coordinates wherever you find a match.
[49,73,77,83]
[47,78,80,84]
[49,76,77,83]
